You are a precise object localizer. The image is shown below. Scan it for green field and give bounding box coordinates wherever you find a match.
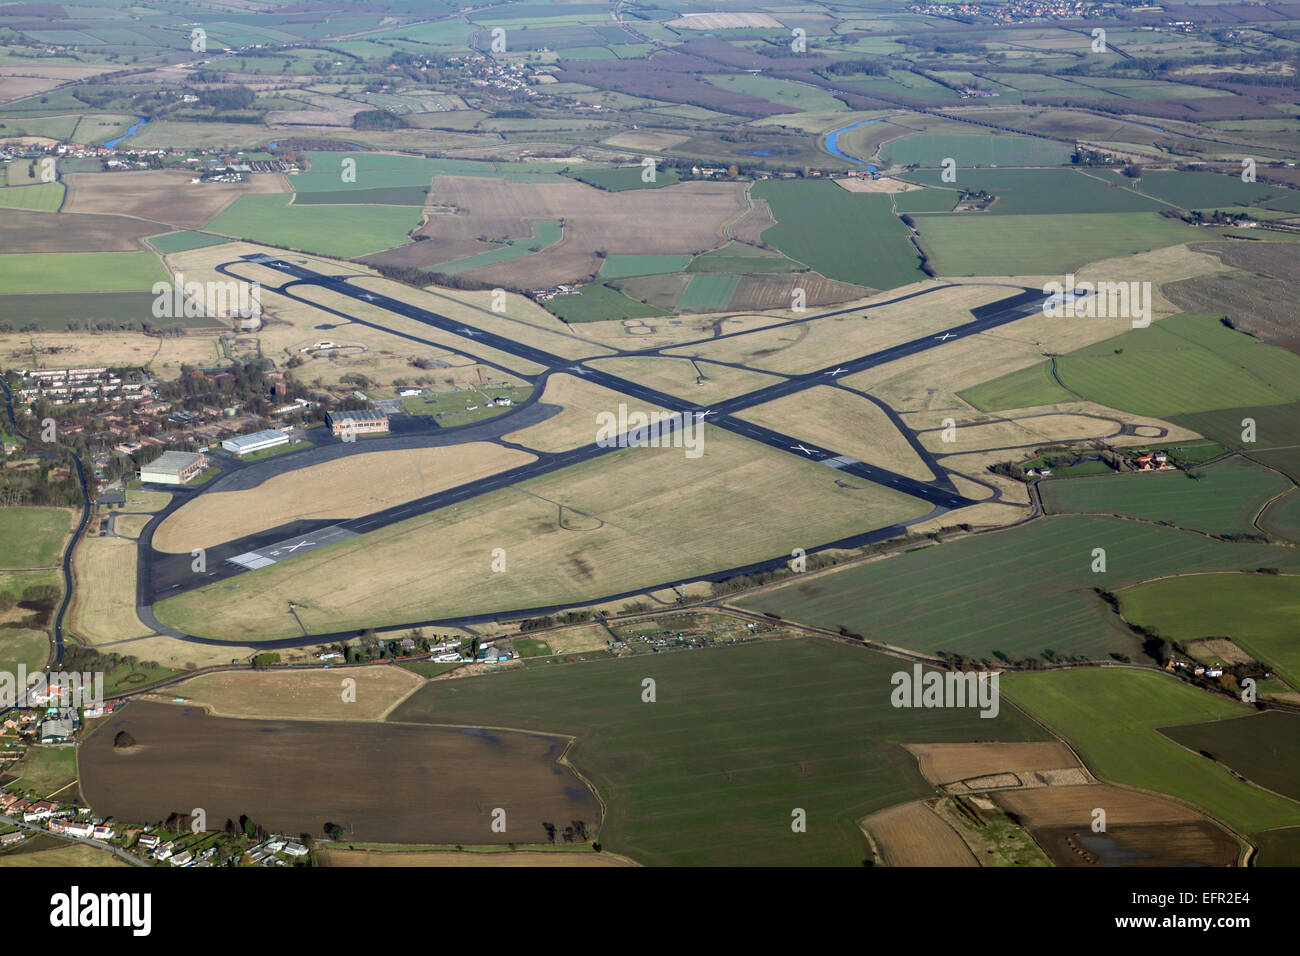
[511,637,553,658]
[147,231,232,254]
[293,186,431,206]
[1161,712,1300,804]
[677,273,740,311]
[388,637,1048,866]
[0,628,50,680]
[902,168,1166,215]
[544,282,669,323]
[1003,667,1300,838]
[1119,573,1300,691]
[706,74,848,113]
[892,187,959,214]
[0,291,215,331]
[1129,171,1293,210]
[0,183,63,211]
[881,133,1074,168]
[914,212,1192,276]
[430,221,562,275]
[1040,456,1290,537]
[1260,488,1300,543]
[290,152,441,193]
[753,180,926,290]
[0,252,166,294]
[599,254,692,278]
[684,241,803,274]
[6,746,78,797]
[1253,827,1300,866]
[0,508,71,569]
[961,314,1300,417]
[735,516,1300,663]
[205,194,422,258]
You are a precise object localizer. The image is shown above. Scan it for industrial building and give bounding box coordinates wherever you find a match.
[140,450,208,485]
[327,409,389,437]
[222,428,291,456]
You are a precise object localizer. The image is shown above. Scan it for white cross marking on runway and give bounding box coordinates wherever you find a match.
[283,539,315,553]
[791,444,816,456]
[935,332,956,341]
[458,327,481,337]
[825,367,847,376]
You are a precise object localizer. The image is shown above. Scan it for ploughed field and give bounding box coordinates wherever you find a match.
[80,702,598,845]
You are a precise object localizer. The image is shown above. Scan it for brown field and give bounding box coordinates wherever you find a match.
[0,843,130,867]
[71,535,148,645]
[862,800,978,866]
[1035,821,1240,867]
[728,273,875,311]
[1166,242,1300,355]
[586,355,784,403]
[728,196,776,245]
[601,130,690,153]
[0,331,222,382]
[0,210,171,253]
[1185,638,1256,666]
[62,169,289,230]
[170,665,422,721]
[738,385,935,480]
[835,177,923,195]
[80,701,600,845]
[124,488,173,513]
[906,741,1082,785]
[993,784,1204,827]
[367,175,747,288]
[502,372,667,453]
[317,846,635,866]
[153,443,536,553]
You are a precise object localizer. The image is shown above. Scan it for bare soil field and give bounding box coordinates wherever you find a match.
[994,783,1204,827]
[601,130,691,153]
[1185,638,1256,665]
[169,665,423,722]
[0,210,171,253]
[369,175,747,288]
[1165,242,1300,354]
[738,385,935,480]
[63,169,289,230]
[153,443,536,553]
[1035,821,1240,866]
[80,701,600,845]
[728,197,776,245]
[862,799,978,866]
[727,273,875,311]
[317,846,635,866]
[906,741,1081,785]
[835,177,923,195]
[667,12,783,28]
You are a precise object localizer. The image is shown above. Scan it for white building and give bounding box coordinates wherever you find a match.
[221,428,290,456]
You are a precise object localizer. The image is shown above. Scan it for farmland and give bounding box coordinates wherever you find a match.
[80,701,599,846]
[1040,456,1291,537]
[1118,573,1300,692]
[204,195,422,258]
[0,253,165,294]
[752,181,926,290]
[0,508,72,569]
[1161,712,1300,804]
[389,637,1049,866]
[734,516,1300,663]
[1002,668,1300,838]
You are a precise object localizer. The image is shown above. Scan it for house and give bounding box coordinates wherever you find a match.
[92,824,114,840]
[39,716,76,743]
[282,841,309,857]
[0,831,25,846]
[137,834,160,850]
[170,850,194,866]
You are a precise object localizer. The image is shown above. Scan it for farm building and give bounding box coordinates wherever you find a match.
[222,428,291,456]
[326,409,389,437]
[140,450,208,485]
